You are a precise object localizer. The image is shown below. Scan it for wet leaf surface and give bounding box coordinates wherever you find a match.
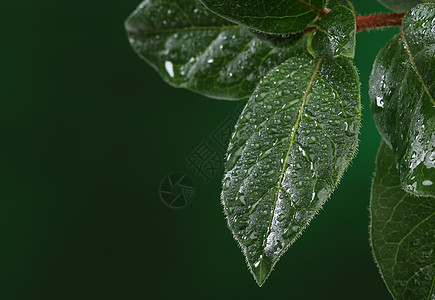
[369,4,435,197]
[199,0,326,34]
[222,53,361,286]
[125,0,305,100]
[371,141,435,300]
[307,5,356,59]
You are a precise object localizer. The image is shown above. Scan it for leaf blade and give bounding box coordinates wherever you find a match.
[307,5,356,59]
[125,0,305,100]
[369,4,435,197]
[223,53,361,286]
[370,141,435,300]
[199,0,326,34]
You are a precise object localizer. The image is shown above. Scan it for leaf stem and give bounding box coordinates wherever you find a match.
[356,13,406,32]
[304,12,405,34]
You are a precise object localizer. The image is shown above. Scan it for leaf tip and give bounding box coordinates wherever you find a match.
[250,256,272,287]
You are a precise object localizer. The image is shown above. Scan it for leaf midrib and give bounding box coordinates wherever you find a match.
[258,58,323,283]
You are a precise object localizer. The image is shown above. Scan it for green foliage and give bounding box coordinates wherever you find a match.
[126,0,435,295]
[125,0,306,100]
[199,0,326,34]
[307,5,356,59]
[223,54,360,285]
[371,141,435,299]
[369,4,435,198]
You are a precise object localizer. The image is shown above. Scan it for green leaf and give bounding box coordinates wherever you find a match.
[369,4,435,197]
[378,0,434,12]
[307,5,356,59]
[371,141,435,300]
[199,0,326,34]
[326,0,355,11]
[125,0,305,100]
[222,54,361,286]
[248,30,305,48]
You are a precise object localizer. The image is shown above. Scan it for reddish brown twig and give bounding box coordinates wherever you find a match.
[303,12,405,34]
[356,13,405,32]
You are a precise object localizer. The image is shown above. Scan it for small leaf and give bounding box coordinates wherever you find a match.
[371,141,435,300]
[125,0,305,100]
[369,4,435,197]
[222,53,361,286]
[200,0,326,34]
[378,0,434,12]
[307,6,356,59]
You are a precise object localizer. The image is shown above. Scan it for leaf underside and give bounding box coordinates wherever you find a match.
[378,0,434,12]
[200,0,326,34]
[125,0,305,100]
[369,4,435,197]
[222,52,361,286]
[307,5,356,59]
[371,142,435,300]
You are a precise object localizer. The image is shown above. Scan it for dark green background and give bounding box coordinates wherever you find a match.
[1,1,398,299]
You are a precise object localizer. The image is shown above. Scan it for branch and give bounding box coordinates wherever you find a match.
[303,12,405,34]
[356,13,405,32]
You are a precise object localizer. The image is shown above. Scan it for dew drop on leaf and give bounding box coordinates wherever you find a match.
[164,61,174,78]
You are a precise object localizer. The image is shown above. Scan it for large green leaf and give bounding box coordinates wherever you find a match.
[378,0,434,12]
[125,0,304,100]
[371,141,435,300]
[369,4,435,197]
[222,54,361,286]
[307,5,356,59]
[199,0,326,34]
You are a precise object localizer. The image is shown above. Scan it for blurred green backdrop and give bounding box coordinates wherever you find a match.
[0,0,400,299]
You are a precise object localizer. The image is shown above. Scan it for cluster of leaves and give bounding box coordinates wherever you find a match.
[125,0,434,298]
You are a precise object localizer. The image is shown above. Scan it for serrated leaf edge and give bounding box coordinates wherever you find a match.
[222,57,361,286]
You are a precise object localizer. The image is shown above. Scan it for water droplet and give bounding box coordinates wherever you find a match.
[345,121,358,137]
[422,180,433,186]
[277,215,286,222]
[291,226,300,232]
[254,255,262,267]
[376,96,384,108]
[318,188,329,200]
[207,58,214,63]
[164,61,174,78]
[222,177,231,191]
